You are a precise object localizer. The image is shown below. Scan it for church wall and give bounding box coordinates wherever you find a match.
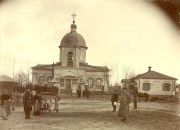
[60,47,87,67]
[78,48,86,63]
[32,69,52,85]
[86,71,109,92]
[54,67,86,79]
[60,48,76,66]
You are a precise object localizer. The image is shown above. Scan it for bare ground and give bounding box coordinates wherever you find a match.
[0,95,180,130]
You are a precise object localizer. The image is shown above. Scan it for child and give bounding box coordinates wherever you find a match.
[47,98,52,113]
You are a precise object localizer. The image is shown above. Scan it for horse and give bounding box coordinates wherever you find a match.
[137,92,149,102]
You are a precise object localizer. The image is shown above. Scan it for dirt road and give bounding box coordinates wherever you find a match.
[0,95,180,130]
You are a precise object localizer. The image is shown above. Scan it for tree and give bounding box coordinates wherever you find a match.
[122,65,136,79]
[14,71,29,86]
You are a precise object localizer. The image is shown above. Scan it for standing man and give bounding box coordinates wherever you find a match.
[85,88,90,99]
[111,90,118,112]
[118,87,132,121]
[77,86,81,98]
[23,89,33,119]
[1,90,11,120]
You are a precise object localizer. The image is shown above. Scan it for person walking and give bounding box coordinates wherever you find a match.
[111,90,118,112]
[1,90,11,120]
[118,87,132,121]
[23,89,33,119]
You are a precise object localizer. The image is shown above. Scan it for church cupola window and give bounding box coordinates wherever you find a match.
[67,52,73,66]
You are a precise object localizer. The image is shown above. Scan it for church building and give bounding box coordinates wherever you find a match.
[31,14,109,93]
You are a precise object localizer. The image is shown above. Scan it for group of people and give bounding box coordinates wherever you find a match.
[77,87,90,99]
[111,88,137,121]
[23,89,60,119]
[0,89,61,120]
[1,87,139,122]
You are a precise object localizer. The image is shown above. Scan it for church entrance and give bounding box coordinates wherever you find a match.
[59,76,79,94]
[66,79,71,89]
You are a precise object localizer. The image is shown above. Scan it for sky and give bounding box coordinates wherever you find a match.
[0,0,180,84]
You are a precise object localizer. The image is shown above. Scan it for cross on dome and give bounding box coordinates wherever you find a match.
[71,13,77,23]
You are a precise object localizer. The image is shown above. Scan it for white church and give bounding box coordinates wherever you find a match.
[31,14,109,93]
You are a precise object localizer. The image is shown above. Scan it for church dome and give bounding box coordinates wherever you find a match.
[59,23,87,49]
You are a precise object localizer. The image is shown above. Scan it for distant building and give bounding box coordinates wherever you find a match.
[121,66,177,96]
[132,66,177,96]
[0,75,17,94]
[31,14,109,93]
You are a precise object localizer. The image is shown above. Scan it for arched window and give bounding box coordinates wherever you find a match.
[67,52,73,66]
[96,78,102,89]
[88,78,94,88]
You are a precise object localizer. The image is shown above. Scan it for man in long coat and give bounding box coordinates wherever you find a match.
[23,89,33,119]
[118,87,132,121]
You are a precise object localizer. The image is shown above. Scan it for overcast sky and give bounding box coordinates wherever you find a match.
[0,0,180,84]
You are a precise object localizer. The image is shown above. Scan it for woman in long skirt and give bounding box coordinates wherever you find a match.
[33,91,41,115]
[54,96,60,113]
[1,90,11,120]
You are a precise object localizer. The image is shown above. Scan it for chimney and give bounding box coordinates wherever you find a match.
[148,66,152,72]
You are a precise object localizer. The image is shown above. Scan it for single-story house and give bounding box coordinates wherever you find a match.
[131,66,177,96]
[0,75,17,95]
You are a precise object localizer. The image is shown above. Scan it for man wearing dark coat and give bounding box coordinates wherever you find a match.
[23,89,33,119]
[111,90,118,112]
[118,87,132,121]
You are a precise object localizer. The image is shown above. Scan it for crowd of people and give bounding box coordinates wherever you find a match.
[1,87,145,122]
[0,89,61,120]
[16,84,59,94]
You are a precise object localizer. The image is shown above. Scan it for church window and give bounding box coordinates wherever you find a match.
[67,52,73,66]
[88,78,94,87]
[96,78,102,89]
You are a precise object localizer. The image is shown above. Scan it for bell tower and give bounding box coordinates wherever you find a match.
[59,13,88,67]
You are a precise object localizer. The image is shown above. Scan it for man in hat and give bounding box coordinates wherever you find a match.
[23,89,33,119]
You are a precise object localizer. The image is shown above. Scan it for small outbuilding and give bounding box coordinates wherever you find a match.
[132,67,177,96]
[0,74,17,94]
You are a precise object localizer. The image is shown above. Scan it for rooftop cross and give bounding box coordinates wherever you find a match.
[71,13,77,24]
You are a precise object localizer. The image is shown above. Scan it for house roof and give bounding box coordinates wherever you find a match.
[0,75,16,82]
[132,67,177,80]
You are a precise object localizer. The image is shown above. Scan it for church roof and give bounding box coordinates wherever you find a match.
[79,63,109,72]
[32,63,109,72]
[31,64,53,70]
[132,67,177,80]
[59,23,87,49]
